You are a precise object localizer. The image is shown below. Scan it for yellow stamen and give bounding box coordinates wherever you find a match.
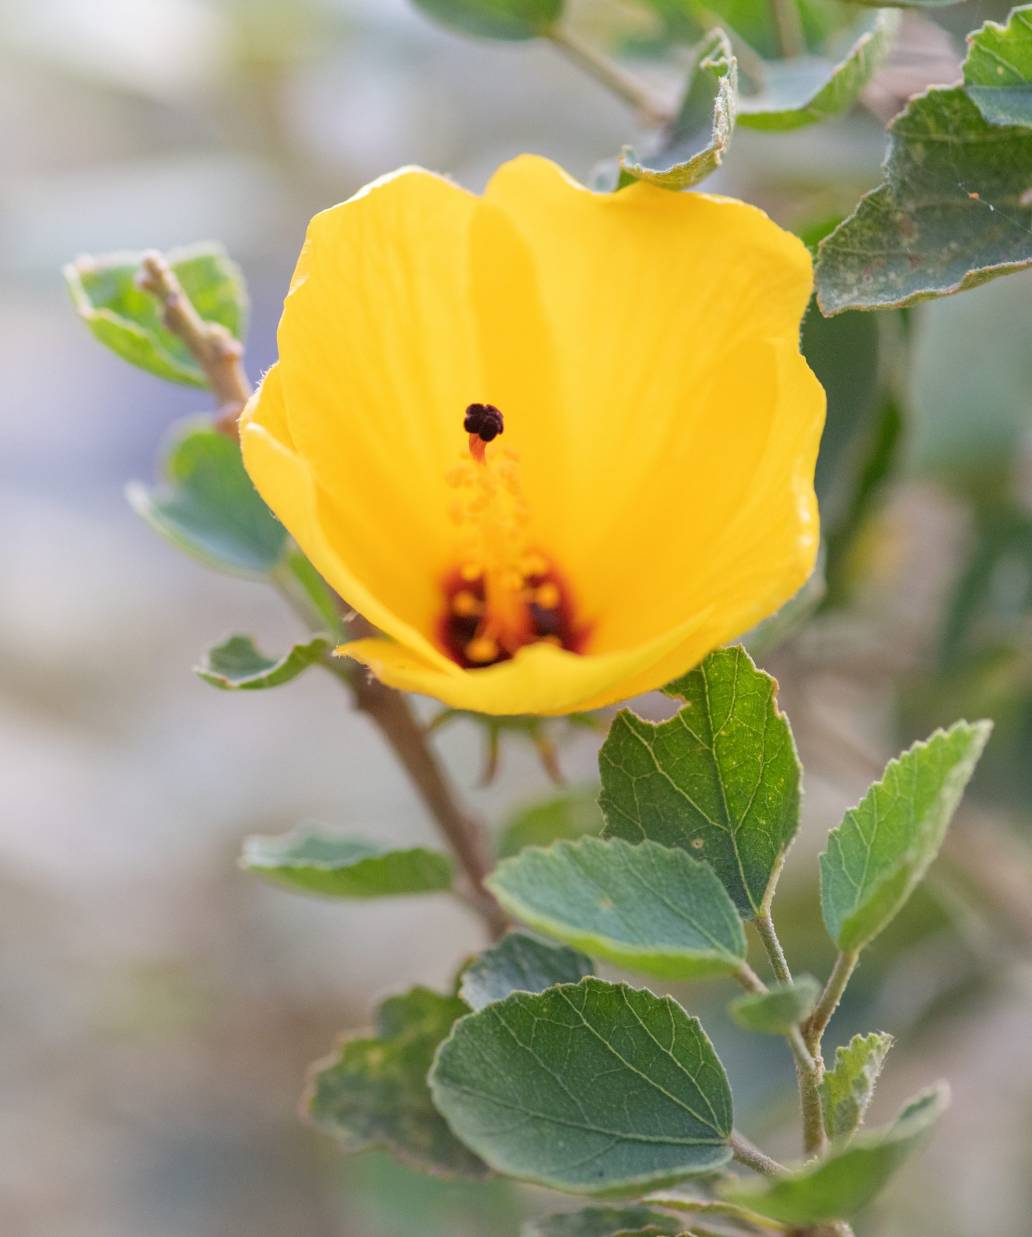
[535,582,561,610]
[465,635,500,664]
[451,590,482,618]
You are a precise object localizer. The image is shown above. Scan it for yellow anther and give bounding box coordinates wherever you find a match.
[535,582,561,610]
[466,635,500,663]
[460,562,484,583]
[451,590,482,618]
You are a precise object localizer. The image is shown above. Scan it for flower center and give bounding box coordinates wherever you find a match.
[440,404,583,668]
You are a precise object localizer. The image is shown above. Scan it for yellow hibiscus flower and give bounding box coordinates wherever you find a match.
[241,155,824,717]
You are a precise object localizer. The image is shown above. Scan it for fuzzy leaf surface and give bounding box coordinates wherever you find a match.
[430,978,733,1194]
[964,5,1032,127]
[195,633,329,690]
[821,1031,894,1141]
[242,828,453,898]
[729,975,820,1034]
[622,30,736,188]
[600,646,800,917]
[307,986,486,1176]
[460,931,593,1011]
[722,1085,948,1223]
[738,12,898,131]
[64,243,246,386]
[817,11,1032,313]
[128,419,287,575]
[820,720,991,951]
[487,838,746,980]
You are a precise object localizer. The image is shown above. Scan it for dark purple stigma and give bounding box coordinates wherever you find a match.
[464,403,504,443]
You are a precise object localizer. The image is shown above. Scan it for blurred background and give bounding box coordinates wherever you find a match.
[2,1,1030,1234]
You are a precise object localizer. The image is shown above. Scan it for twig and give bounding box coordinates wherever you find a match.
[141,250,506,937]
[547,25,672,124]
[804,950,859,1054]
[735,962,768,993]
[787,1027,827,1157]
[730,1132,785,1178]
[648,1191,789,1231]
[746,904,827,1155]
[343,662,507,938]
[138,251,251,437]
[753,911,793,985]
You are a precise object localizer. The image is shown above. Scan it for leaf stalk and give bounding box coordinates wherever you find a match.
[548,24,672,124]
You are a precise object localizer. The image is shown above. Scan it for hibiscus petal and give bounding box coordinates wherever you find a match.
[483,155,823,652]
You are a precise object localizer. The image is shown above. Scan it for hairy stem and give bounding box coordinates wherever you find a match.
[787,1027,827,1157]
[748,911,829,1155]
[548,25,671,124]
[138,251,251,436]
[142,253,505,937]
[730,1132,786,1178]
[753,911,793,985]
[649,1191,789,1231]
[805,950,859,1054]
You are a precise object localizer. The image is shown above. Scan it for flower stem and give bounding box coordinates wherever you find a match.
[141,252,506,939]
[137,250,250,437]
[547,25,671,124]
[805,950,859,1054]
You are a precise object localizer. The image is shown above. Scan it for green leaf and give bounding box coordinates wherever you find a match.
[410,0,561,40]
[621,30,737,189]
[195,633,330,690]
[964,5,1032,128]
[821,1031,894,1141]
[498,789,603,859]
[728,975,820,1034]
[524,1209,682,1236]
[738,12,898,131]
[242,828,453,899]
[599,646,801,918]
[721,1085,948,1223]
[128,419,288,576]
[64,243,246,387]
[487,838,747,980]
[460,931,593,1011]
[820,720,991,951]
[817,11,1032,314]
[307,986,487,1177]
[430,978,733,1194]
